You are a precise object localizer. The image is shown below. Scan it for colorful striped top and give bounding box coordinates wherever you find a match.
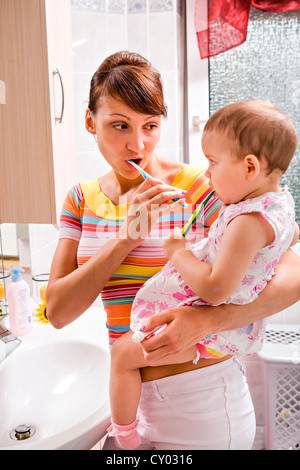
[59,164,222,346]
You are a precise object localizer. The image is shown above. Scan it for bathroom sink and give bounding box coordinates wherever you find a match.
[0,339,111,450]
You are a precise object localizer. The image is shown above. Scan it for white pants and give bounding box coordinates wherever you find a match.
[103,357,256,450]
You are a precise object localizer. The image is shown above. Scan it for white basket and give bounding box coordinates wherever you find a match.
[258,324,300,450]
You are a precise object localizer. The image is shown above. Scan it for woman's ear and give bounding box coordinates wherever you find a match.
[244,154,260,181]
[85,109,96,135]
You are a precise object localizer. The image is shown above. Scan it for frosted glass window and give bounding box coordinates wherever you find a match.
[209,7,300,223]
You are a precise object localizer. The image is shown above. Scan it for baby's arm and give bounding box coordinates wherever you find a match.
[112,330,198,370]
[164,213,274,305]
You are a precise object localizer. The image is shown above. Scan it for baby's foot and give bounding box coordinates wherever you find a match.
[107,418,141,450]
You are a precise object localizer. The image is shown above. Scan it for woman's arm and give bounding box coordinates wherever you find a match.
[46,237,135,329]
[140,248,300,361]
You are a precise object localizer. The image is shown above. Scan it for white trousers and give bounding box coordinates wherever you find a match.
[103,357,256,450]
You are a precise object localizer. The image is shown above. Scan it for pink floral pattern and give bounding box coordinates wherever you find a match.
[131,188,295,357]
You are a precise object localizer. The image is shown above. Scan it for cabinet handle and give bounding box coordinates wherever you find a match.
[53,68,64,124]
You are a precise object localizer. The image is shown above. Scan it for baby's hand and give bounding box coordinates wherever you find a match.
[163,227,190,259]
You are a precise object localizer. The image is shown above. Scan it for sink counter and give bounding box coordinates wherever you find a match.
[0,305,111,450]
[1,303,110,352]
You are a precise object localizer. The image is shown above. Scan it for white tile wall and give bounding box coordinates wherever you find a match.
[127,15,148,57]
[28,224,59,277]
[71,0,183,172]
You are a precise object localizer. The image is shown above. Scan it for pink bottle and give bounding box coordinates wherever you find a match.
[7,267,32,336]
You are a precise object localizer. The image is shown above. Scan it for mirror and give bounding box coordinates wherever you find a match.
[0,223,55,316]
[0,224,19,316]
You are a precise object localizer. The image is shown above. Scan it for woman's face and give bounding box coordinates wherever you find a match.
[85,96,162,179]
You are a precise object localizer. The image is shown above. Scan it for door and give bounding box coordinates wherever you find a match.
[185,0,209,168]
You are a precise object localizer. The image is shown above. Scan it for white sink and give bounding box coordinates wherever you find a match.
[0,308,111,450]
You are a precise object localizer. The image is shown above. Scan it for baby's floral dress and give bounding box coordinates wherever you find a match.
[131,188,295,357]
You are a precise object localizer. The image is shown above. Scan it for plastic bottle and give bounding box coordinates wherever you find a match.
[7,267,32,336]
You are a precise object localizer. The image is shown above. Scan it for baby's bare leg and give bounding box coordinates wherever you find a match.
[110,332,146,425]
[110,331,197,425]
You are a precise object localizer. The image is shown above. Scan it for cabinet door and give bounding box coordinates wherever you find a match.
[0,0,77,224]
[44,0,77,225]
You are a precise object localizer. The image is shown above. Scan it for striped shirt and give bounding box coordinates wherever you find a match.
[59,165,222,346]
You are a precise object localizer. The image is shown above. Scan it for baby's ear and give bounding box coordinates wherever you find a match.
[244,154,260,180]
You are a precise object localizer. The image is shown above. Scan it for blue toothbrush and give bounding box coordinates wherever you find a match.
[128,160,188,208]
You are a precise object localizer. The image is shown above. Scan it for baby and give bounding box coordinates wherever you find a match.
[107,99,298,449]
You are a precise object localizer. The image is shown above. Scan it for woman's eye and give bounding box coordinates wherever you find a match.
[144,122,159,131]
[113,123,128,130]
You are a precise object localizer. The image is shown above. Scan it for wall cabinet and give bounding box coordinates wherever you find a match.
[0,0,77,223]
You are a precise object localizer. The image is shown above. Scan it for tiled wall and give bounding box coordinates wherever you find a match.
[71,0,184,183]
[209,7,300,225]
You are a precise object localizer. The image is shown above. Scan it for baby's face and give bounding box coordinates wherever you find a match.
[202,130,249,205]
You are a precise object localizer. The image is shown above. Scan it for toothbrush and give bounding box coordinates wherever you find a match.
[128,159,188,208]
[181,203,204,237]
[181,190,215,237]
[128,159,149,180]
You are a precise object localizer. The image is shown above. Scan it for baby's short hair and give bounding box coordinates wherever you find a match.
[204,99,298,174]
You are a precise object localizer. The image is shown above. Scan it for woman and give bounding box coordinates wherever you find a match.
[46,51,300,450]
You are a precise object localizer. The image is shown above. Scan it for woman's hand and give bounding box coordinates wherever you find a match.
[118,175,187,246]
[139,305,215,361]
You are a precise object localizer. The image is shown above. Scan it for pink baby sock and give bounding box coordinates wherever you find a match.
[107,418,141,450]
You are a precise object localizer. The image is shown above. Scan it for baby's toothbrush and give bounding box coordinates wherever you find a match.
[128,160,188,208]
[132,324,167,343]
[181,203,204,237]
[181,190,216,237]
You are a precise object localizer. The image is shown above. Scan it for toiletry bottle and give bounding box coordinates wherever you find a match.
[7,267,32,336]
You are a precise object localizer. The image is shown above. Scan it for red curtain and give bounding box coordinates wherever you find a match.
[195,0,300,59]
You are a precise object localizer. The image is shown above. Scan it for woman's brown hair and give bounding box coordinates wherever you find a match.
[88,51,167,118]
